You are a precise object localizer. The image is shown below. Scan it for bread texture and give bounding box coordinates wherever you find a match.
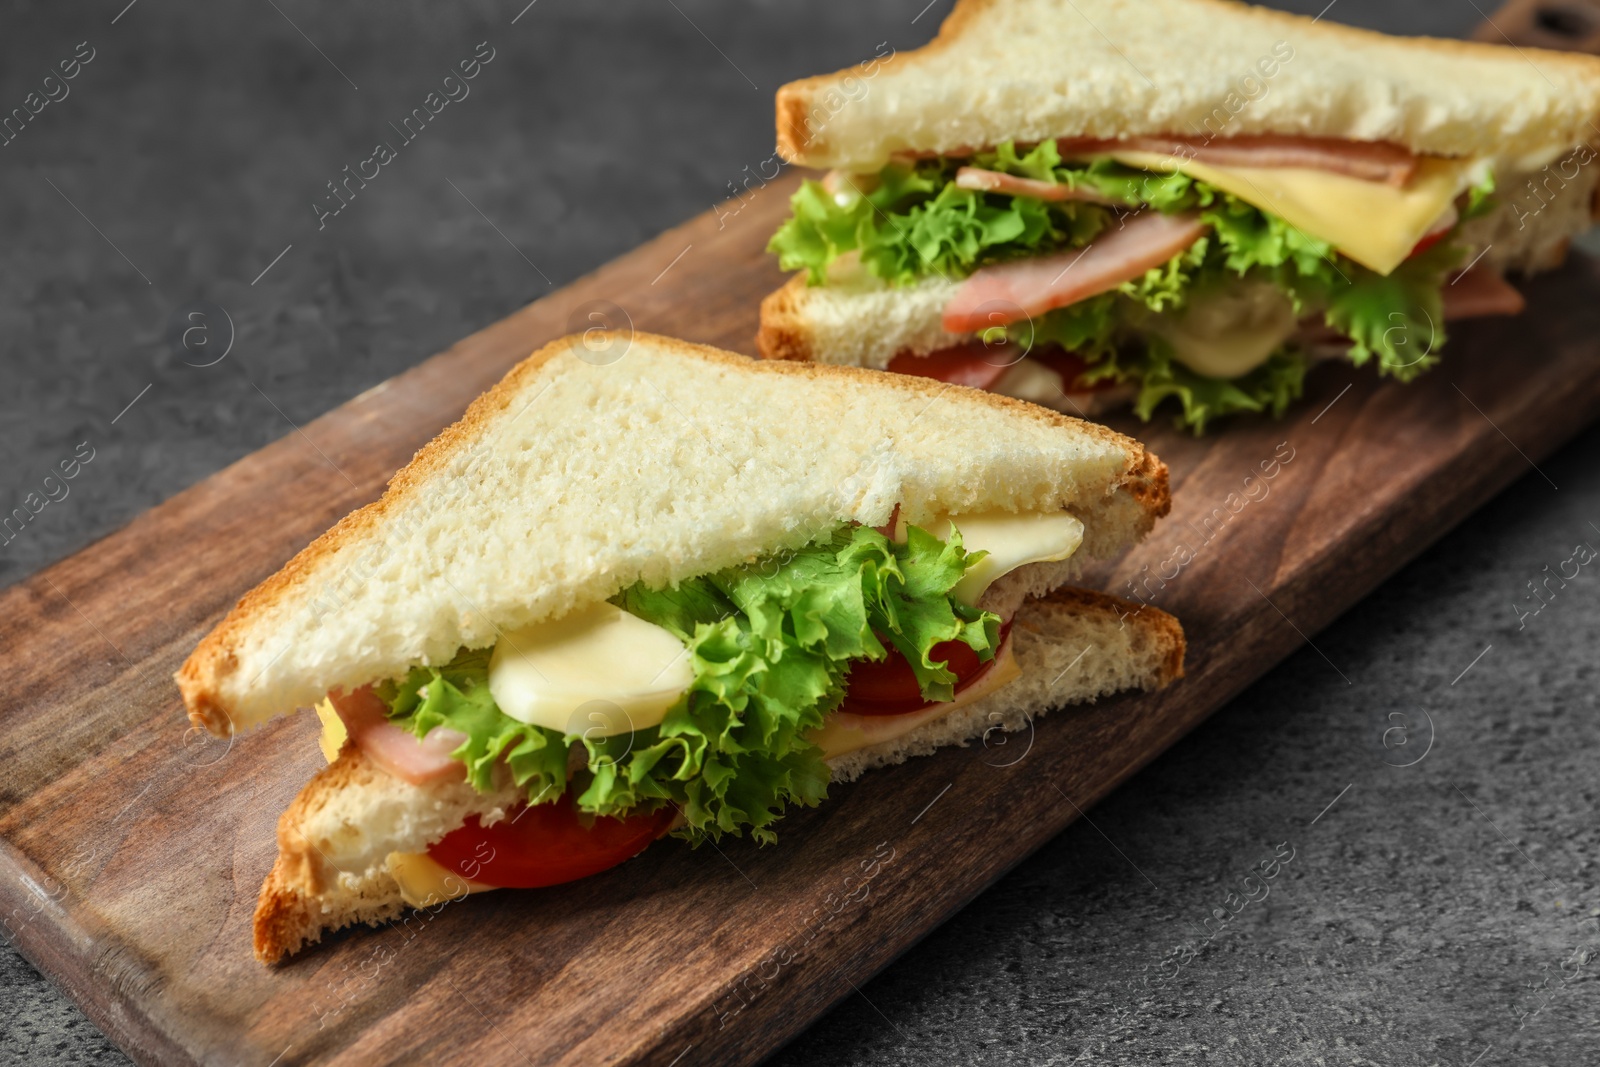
[776,0,1600,172]
[178,332,1168,736]
[759,260,965,370]
[253,586,1183,963]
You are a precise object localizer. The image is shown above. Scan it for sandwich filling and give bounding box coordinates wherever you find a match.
[315,513,1083,899]
[769,136,1518,431]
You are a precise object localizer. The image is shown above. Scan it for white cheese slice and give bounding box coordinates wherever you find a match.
[1111,150,1479,276]
[488,602,694,737]
[898,510,1086,606]
[991,359,1067,406]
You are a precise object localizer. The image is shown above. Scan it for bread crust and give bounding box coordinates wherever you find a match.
[177,332,1168,736]
[776,0,1600,167]
[776,0,996,163]
[756,276,815,363]
[1050,587,1185,683]
[252,584,1183,964]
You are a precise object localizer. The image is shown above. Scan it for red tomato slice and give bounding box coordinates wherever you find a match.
[1029,348,1116,393]
[427,795,674,889]
[839,624,1012,717]
[1408,228,1449,259]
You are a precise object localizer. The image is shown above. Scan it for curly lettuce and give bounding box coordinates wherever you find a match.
[770,140,1495,433]
[378,523,1000,844]
[767,140,1337,288]
[377,648,569,803]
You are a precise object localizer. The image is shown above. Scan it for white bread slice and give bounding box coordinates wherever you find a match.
[253,585,1184,963]
[777,0,1600,173]
[178,333,1168,736]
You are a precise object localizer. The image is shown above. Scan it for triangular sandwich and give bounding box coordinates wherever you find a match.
[760,0,1600,430]
[175,332,1183,962]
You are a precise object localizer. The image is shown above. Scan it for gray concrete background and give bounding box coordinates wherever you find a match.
[1,1,1596,1064]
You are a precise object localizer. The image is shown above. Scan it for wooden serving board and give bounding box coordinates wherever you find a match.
[3,173,1599,1067]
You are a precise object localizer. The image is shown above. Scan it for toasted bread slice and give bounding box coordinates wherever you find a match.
[253,586,1184,963]
[178,332,1168,736]
[777,0,1600,172]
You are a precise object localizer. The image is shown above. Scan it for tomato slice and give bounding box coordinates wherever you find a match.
[427,795,674,889]
[839,624,1011,717]
[1408,228,1449,259]
[1029,348,1115,393]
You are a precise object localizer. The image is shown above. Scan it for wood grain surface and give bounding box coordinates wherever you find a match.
[2,173,1598,1067]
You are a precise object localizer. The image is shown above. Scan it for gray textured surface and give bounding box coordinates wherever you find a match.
[1,1,1597,1065]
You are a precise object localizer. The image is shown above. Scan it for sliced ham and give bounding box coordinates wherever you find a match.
[1056,134,1419,187]
[1441,267,1526,320]
[887,342,1017,390]
[332,685,468,786]
[943,212,1210,334]
[953,167,1122,205]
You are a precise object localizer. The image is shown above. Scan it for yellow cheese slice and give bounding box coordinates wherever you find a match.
[811,637,1023,760]
[314,698,346,763]
[1111,151,1478,276]
[386,851,494,908]
[488,602,695,736]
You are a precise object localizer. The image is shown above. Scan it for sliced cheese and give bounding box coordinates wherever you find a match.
[1154,280,1298,379]
[897,509,1085,606]
[488,602,694,737]
[991,358,1067,406]
[314,698,346,763]
[386,851,494,908]
[1111,150,1479,276]
[811,637,1022,759]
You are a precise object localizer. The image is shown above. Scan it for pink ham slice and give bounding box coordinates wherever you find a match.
[943,212,1210,334]
[887,341,1015,390]
[331,685,468,786]
[1056,134,1419,187]
[953,167,1122,205]
[1441,267,1526,320]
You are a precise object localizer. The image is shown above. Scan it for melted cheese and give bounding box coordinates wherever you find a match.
[898,510,1085,606]
[488,602,694,736]
[1111,150,1479,276]
[315,698,346,763]
[386,851,493,907]
[991,359,1067,405]
[1155,280,1298,379]
[811,638,1022,759]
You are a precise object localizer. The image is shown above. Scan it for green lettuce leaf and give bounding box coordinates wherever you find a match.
[1285,237,1464,382]
[378,523,1000,845]
[376,649,570,803]
[769,140,1472,431]
[606,523,999,843]
[767,139,1347,290]
[1079,337,1308,434]
[768,145,1109,286]
[1463,168,1497,222]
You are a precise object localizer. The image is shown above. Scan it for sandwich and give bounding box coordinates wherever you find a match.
[758,0,1600,431]
[174,332,1185,963]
